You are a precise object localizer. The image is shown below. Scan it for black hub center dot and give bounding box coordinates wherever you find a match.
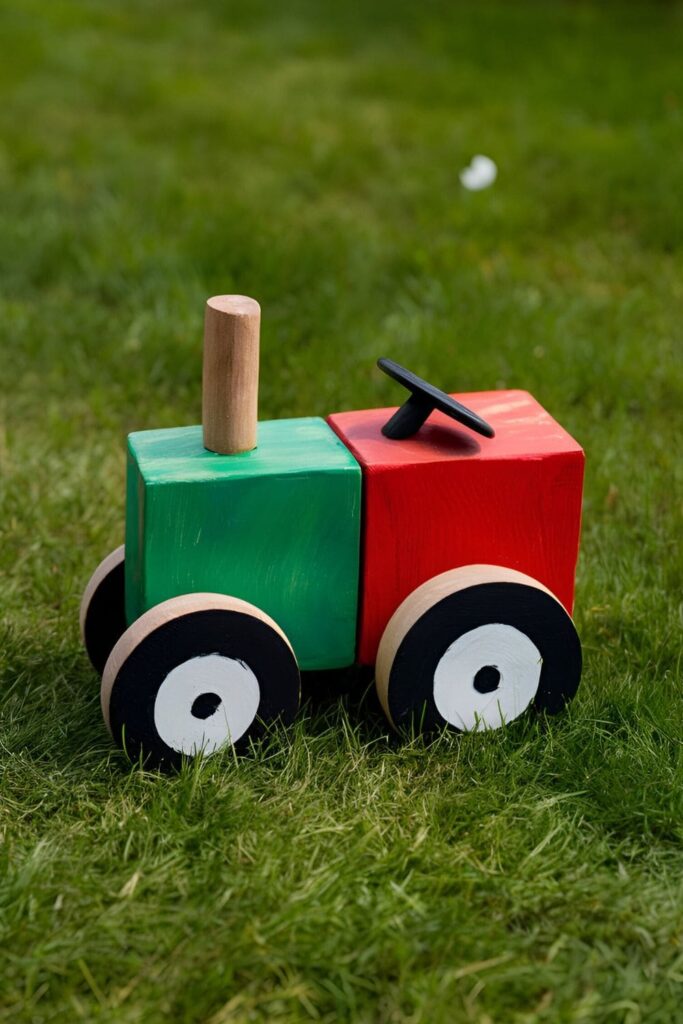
[473,665,501,694]
[191,692,222,719]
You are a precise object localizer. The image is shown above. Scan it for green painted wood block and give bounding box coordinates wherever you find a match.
[125,418,362,671]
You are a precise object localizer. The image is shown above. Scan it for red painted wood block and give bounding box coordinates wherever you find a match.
[328,390,584,666]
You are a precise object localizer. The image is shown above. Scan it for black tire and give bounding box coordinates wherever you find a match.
[376,565,581,734]
[101,593,301,769]
[80,546,127,675]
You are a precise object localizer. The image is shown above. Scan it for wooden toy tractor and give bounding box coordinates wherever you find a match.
[81,296,584,768]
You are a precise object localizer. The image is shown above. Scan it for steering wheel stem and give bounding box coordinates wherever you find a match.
[382,393,433,439]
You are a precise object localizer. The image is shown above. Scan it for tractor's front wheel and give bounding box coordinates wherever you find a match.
[80,545,127,675]
[376,565,581,735]
[101,593,300,769]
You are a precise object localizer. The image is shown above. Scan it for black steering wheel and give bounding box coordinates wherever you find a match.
[377,358,495,440]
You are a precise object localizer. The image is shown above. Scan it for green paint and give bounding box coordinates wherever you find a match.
[125,418,362,671]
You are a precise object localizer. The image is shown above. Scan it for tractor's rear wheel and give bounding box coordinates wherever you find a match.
[376,565,581,735]
[101,593,301,769]
[80,545,127,675]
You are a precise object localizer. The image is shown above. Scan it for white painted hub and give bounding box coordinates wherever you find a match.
[433,623,542,731]
[154,654,260,756]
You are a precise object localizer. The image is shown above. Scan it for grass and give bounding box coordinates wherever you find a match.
[0,0,682,1020]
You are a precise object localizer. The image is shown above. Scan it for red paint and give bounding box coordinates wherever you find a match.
[328,390,584,666]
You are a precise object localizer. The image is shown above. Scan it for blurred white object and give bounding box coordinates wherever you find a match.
[460,154,497,191]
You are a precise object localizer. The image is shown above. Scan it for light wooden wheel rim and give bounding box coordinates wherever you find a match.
[101,593,300,768]
[80,545,127,675]
[375,565,579,732]
[79,545,125,644]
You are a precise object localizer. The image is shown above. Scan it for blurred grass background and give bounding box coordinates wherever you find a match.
[0,1,682,1021]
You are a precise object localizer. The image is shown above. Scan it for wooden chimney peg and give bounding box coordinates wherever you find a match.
[202,295,261,454]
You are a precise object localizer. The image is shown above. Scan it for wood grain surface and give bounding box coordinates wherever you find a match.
[202,295,260,455]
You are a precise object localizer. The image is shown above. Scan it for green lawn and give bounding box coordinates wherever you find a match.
[1,1,682,1020]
